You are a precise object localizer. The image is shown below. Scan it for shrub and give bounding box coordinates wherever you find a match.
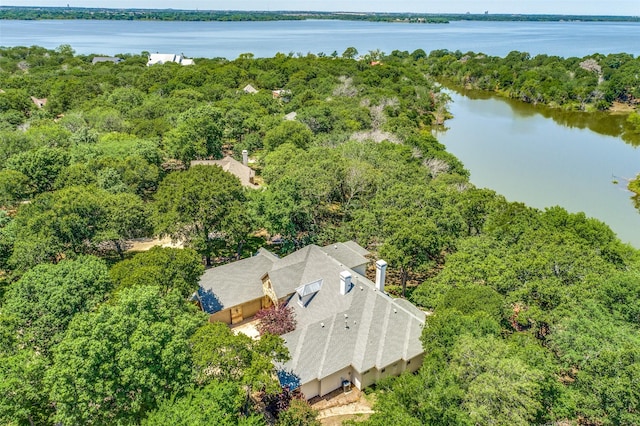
[255,304,296,336]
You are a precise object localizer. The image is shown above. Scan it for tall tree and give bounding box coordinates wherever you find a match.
[263,121,312,152]
[9,186,150,270]
[46,286,205,425]
[110,246,204,297]
[142,380,265,426]
[190,322,289,395]
[1,255,112,355]
[153,165,247,265]
[4,147,69,195]
[0,349,52,426]
[379,210,442,297]
[163,104,224,164]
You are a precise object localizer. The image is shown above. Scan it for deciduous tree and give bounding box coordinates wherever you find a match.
[153,165,247,265]
[1,255,112,355]
[46,286,204,425]
[255,304,296,336]
[142,381,265,426]
[190,322,289,394]
[110,246,203,297]
[163,104,224,164]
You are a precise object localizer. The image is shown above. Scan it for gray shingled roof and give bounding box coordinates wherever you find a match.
[281,264,426,385]
[198,248,278,312]
[190,157,259,188]
[197,242,425,389]
[320,242,369,270]
[92,56,122,64]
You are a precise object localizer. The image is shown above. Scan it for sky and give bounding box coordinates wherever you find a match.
[9,1,640,16]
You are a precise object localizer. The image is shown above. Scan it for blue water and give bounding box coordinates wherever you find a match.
[1,19,639,58]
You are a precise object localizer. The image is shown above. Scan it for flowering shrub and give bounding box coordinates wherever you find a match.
[255,304,296,336]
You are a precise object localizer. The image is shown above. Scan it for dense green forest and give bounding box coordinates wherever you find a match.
[2,6,639,23]
[0,45,639,425]
[423,49,640,111]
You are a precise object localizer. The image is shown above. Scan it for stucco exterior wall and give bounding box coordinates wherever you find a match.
[406,353,424,374]
[243,298,262,318]
[209,309,231,324]
[298,354,425,400]
[320,367,352,397]
[208,296,267,325]
[300,380,320,399]
[352,368,377,390]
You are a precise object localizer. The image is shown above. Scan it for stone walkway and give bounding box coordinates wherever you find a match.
[310,387,374,425]
[230,318,261,340]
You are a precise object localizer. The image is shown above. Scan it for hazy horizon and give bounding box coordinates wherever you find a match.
[6,1,640,16]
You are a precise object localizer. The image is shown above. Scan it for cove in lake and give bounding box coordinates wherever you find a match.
[443,86,640,146]
[435,89,640,247]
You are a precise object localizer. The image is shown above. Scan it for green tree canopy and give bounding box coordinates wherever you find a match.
[110,246,204,297]
[190,322,289,394]
[1,256,112,355]
[263,121,312,152]
[142,381,265,426]
[163,104,224,164]
[153,165,247,265]
[9,186,150,270]
[46,286,205,425]
[4,147,70,195]
[0,349,52,426]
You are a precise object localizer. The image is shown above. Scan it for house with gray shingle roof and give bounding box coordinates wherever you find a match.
[92,56,123,65]
[191,153,259,188]
[196,241,425,399]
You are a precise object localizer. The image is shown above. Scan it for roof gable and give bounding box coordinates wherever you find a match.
[198,248,277,312]
[282,279,425,384]
[320,242,369,270]
[190,157,258,188]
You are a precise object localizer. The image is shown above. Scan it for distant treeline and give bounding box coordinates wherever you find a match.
[1,6,639,23]
[0,7,447,23]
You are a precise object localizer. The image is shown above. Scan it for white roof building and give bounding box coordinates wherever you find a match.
[147,53,195,66]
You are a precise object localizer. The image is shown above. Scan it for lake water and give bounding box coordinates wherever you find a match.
[2,18,639,245]
[435,90,640,247]
[1,19,639,58]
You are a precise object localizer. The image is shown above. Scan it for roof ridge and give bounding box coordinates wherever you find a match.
[316,312,338,380]
[351,283,377,370]
[392,298,427,321]
[290,323,308,371]
[402,314,415,360]
[375,301,393,369]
